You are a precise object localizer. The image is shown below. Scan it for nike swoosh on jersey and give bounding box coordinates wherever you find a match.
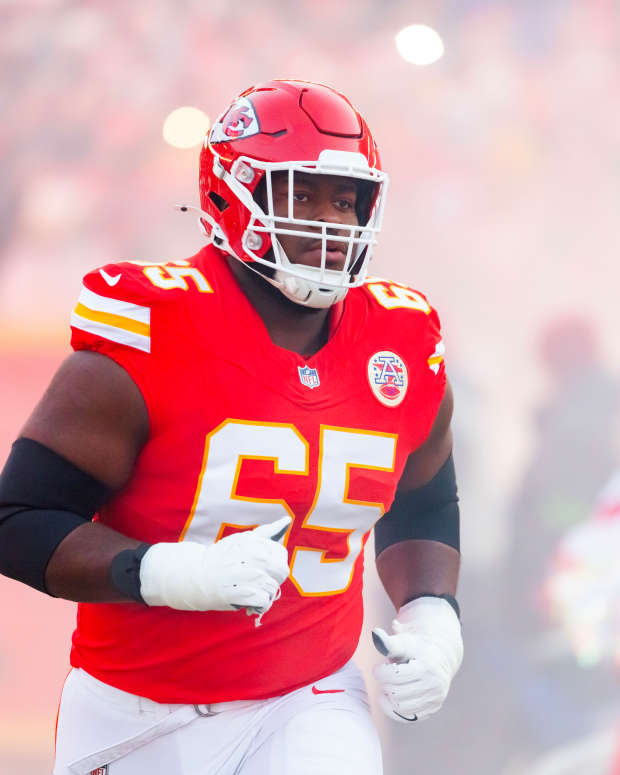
[99,269,122,286]
[311,685,345,695]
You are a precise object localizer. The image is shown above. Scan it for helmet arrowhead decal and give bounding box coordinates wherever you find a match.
[210,97,260,144]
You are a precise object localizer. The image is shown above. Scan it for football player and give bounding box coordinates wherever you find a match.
[0,80,463,775]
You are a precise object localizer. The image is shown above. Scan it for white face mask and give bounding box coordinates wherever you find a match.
[191,149,389,308]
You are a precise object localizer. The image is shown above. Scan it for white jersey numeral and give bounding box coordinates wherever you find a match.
[290,426,397,595]
[367,282,431,313]
[182,420,397,596]
[181,420,308,544]
[143,264,212,292]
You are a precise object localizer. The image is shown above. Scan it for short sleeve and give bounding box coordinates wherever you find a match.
[70,263,156,414]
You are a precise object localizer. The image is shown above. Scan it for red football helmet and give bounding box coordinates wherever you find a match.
[195,79,388,308]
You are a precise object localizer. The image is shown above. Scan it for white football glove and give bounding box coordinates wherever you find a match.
[139,516,291,613]
[372,596,463,722]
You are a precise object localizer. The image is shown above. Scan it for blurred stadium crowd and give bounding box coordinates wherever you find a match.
[1,1,619,773]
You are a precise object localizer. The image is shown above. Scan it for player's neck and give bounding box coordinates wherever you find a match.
[226,257,331,357]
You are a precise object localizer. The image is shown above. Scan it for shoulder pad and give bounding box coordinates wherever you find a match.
[362,276,445,376]
[362,276,434,316]
[71,258,214,355]
[85,258,213,303]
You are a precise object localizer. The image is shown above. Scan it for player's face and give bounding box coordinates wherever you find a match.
[270,172,360,270]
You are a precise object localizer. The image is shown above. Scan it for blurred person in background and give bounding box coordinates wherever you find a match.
[508,315,617,637]
[502,314,618,761]
[0,80,463,775]
[544,469,620,775]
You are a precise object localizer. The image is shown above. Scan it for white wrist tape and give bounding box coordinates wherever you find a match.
[139,516,291,612]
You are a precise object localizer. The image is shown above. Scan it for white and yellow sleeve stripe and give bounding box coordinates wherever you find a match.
[427,340,445,375]
[71,286,151,353]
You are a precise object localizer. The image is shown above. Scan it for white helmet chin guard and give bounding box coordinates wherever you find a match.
[274,265,349,309]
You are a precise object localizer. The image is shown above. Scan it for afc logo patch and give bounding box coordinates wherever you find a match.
[298,365,320,389]
[209,97,260,144]
[90,767,109,775]
[367,350,408,407]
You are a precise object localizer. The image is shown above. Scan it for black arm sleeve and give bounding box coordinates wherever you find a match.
[374,453,460,558]
[0,438,112,593]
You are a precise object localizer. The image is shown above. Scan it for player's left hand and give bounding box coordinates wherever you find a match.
[372,596,463,723]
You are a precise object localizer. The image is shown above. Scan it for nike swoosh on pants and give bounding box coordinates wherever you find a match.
[311,686,345,695]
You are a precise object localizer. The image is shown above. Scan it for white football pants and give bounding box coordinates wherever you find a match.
[54,661,383,775]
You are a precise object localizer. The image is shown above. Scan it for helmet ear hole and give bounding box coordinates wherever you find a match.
[209,191,229,212]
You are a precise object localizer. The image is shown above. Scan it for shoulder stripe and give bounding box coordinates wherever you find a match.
[71,284,151,353]
[71,312,151,353]
[77,286,150,324]
[428,340,445,374]
[73,303,149,337]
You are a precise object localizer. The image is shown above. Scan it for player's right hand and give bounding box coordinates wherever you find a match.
[138,516,291,612]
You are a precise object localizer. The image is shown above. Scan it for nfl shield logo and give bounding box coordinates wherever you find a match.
[298,365,320,389]
[91,767,109,775]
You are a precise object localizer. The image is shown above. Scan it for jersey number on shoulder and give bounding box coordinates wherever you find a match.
[367,281,430,312]
[181,420,397,596]
[134,261,212,293]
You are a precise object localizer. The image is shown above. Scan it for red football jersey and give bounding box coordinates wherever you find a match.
[69,245,446,703]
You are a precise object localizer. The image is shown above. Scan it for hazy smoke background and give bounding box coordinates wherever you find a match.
[1,1,619,772]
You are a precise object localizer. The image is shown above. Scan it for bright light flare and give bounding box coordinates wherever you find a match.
[395,24,444,66]
[163,107,210,149]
